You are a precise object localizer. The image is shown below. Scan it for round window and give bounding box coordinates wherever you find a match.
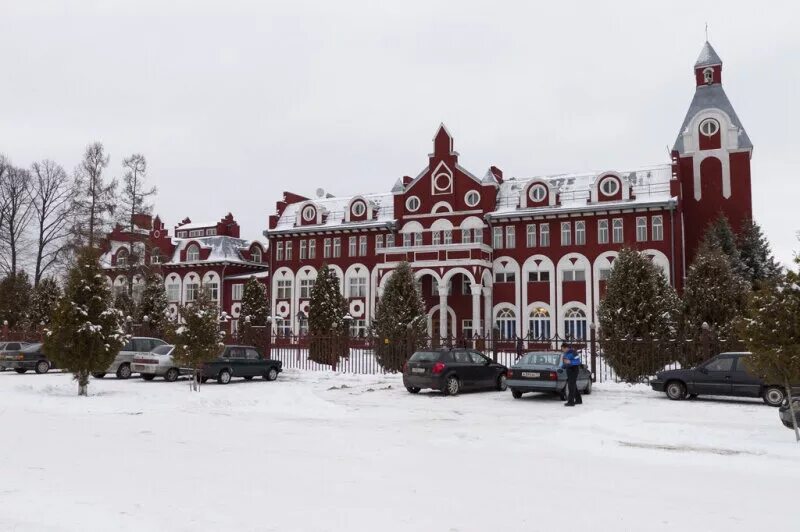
[699,118,720,137]
[434,173,451,192]
[599,178,620,196]
[406,196,421,212]
[465,190,480,207]
[302,206,316,222]
[528,184,547,203]
[351,201,366,217]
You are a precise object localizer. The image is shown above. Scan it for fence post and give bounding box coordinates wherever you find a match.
[589,323,597,383]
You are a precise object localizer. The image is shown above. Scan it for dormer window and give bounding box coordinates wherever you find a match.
[116,249,129,267]
[186,244,200,262]
[406,196,421,212]
[351,201,366,217]
[151,249,162,264]
[465,190,481,208]
[529,184,547,203]
[703,67,714,84]
[699,118,719,137]
[599,177,620,197]
[302,206,316,223]
[251,247,262,263]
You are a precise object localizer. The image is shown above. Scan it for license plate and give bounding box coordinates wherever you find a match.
[521,372,540,378]
[412,367,425,374]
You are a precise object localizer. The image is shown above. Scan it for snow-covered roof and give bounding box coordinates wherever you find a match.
[226,271,270,280]
[695,41,722,68]
[171,236,256,265]
[273,192,395,232]
[99,241,146,268]
[175,221,217,231]
[672,84,752,152]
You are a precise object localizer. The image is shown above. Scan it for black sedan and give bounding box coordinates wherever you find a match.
[3,343,57,374]
[650,352,800,406]
[402,349,508,395]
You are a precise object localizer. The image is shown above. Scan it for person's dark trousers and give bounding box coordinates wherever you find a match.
[566,366,582,405]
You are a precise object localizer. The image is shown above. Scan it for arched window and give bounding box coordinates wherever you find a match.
[528,308,551,340]
[699,118,719,137]
[251,247,262,263]
[703,67,713,84]
[495,308,516,340]
[150,248,162,264]
[529,184,547,203]
[564,308,587,341]
[186,245,200,262]
[116,248,129,267]
[599,177,620,197]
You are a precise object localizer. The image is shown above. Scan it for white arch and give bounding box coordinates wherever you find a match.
[182,271,201,304]
[492,256,521,334]
[271,267,294,333]
[460,216,485,230]
[441,267,476,285]
[560,301,590,339]
[431,201,453,214]
[326,264,345,296]
[520,179,557,208]
[400,220,423,234]
[344,262,370,298]
[682,108,737,199]
[590,171,633,203]
[525,301,554,341]
[430,218,454,231]
[641,248,671,284]
[414,268,442,284]
[492,302,519,338]
[555,253,591,336]
[427,304,456,337]
[521,255,556,338]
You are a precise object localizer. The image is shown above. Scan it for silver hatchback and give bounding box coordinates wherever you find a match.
[92,337,168,379]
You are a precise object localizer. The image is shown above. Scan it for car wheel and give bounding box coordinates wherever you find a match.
[406,386,421,394]
[116,364,132,379]
[141,373,156,381]
[92,373,106,379]
[511,389,523,399]
[14,368,27,374]
[583,380,592,395]
[763,386,786,407]
[442,375,460,396]
[218,369,232,385]
[666,380,687,400]
[163,368,179,382]
[496,373,508,391]
[35,360,50,374]
[265,367,279,381]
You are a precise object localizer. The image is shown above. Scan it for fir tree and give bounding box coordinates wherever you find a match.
[137,274,170,337]
[0,271,32,329]
[44,248,126,396]
[598,248,681,382]
[737,259,800,442]
[114,290,136,321]
[172,287,223,391]
[702,214,745,277]
[240,277,269,325]
[28,277,61,328]
[307,264,348,368]
[372,261,426,372]
[738,218,781,287]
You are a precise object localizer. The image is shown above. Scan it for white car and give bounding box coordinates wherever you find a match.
[93,337,168,379]
[132,344,189,382]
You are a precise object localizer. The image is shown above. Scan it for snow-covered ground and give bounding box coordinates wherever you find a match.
[1,370,796,532]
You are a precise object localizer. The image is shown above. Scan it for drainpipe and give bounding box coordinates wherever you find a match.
[669,201,676,288]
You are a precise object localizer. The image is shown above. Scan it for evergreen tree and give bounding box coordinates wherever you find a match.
[702,214,745,277]
[28,277,61,328]
[137,274,170,337]
[307,264,348,368]
[44,248,126,396]
[240,277,269,325]
[738,218,781,287]
[0,271,32,328]
[598,248,681,382]
[172,287,223,391]
[372,261,426,372]
[113,290,137,321]
[737,259,800,441]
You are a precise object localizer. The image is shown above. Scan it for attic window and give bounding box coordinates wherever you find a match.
[251,247,262,263]
[302,206,316,222]
[406,196,421,213]
[186,245,200,262]
[528,184,547,203]
[351,201,366,217]
[465,191,480,207]
[703,67,714,84]
[700,118,719,137]
[599,178,620,196]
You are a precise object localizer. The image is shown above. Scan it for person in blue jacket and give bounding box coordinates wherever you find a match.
[561,343,582,407]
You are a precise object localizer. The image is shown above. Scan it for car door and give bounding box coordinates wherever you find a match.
[451,350,476,389]
[692,356,735,395]
[469,351,495,389]
[577,364,591,390]
[228,347,247,376]
[729,355,762,397]
[245,348,263,376]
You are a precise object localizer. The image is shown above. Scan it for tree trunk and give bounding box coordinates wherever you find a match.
[78,370,89,396]
[785,379,800,443]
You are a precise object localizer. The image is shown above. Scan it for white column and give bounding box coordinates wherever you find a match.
[438,281,448,339]
[471,284,483,336]
[483,287,493,337]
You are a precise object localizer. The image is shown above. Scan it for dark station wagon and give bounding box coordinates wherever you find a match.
[2,343,57,374]
[402,349,508,395]
[200,345,283,384]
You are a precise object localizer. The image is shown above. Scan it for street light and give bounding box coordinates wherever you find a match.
[296,311,307,337]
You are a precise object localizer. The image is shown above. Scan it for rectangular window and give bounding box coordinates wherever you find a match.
[359,235,367,256]
[300,240,307,260]
[167,284,180,303]
[323,238,331,258]
[505,226,515,248]
[349,319,367,338]
[432,231,441,246]
[652,215,664,241]
[348,277,367,298]
[461,276,471,295]
[612,218,624,243]
[563,269,586,282]
[232,284,243,301]
[205,228,217,236]
[285,242,293,261]
[189,229,203,237]
[575,221,586,245]
[376,235,384,250]
[526,224,536,247]
[528,271,550,283]
[185,283,199,302]
[598,268,612,281]
[309,239,316,259]
[276,242,284,262]
[333,238,341,258]
[539,223,550,247]
[561,222,571,246]
[414,232,423,247]
[598,219,609,244]
[636,217,648,242]
[474,228,483,244]
[494,272,516,283]
[462,229,472,244]
[204,282,219,301]
[493,227,503,249]
[151,252,162,264]
[386,234,395,247]
[276,280,292,300]
[349,237,357,257]
[462,320,473,339]
[403,233,411,247]
[444,230,453,245]
[300,279,315,299]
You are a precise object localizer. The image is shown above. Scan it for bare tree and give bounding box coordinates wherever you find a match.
[0,159,33,275]
[29,160,74,286]
[118,153,156,296]
[72,142,116,249]
[0,155,10,238]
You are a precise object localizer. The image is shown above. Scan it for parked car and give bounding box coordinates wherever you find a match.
[132,344,191,382]
[93,337,168,379]
[506,351,592,399]
[2,343,56,374]
[0,341,30,370]
[779,398,800,430]
[650,352,800,406]
[200,345,282,384]
[402,349,508,395]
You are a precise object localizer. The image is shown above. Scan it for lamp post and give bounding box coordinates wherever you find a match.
[296,311,307,338]
[125,315,133,334]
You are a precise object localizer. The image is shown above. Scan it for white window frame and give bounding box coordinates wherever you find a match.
[348,276,367,298]
[276,279,292,300]
[505,226,515,249]
[598,219,609,244]
[432,231,441,246]
[185,283,199,302]
[300,240,307,260]
[612,219,624,243]
[349,237,357,257]
[359,235,367,256]
[232,284,243,301]
[376,235,384,250]
[186,245,200,262]
[300,278,315,299]
[575,221,586,245]
[493,227,503,249]
[600,178,620,196]
[167,283,180,303]
[406,196,421,212]
[465,190,481,207]
[529,184,547,202]
[526,224,536,247]
[444,230,453,245]
[539,223,550,247]
[561,222,571,246]
[333,238,341,258]
[309,239,316,259]
[652,215,664,241]
[285,242,293,261]
[528,309,551,340]
[636,217,648,242]
[323,238,331,258]
[351,201,366,217]
[462,229,472,244]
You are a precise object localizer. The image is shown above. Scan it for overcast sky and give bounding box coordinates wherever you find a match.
[2,0,798,266]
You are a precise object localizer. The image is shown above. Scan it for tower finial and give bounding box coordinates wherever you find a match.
[705,22,709,42]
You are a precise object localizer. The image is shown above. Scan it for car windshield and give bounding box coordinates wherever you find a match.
[520,353,561,366]
[22,343,42,353]
[152,345,174,355]
[409,351,442,362]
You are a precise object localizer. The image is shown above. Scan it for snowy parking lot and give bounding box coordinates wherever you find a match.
[1,369,797,532]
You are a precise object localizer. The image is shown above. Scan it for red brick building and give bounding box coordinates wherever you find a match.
[101,213,268,333]
[264,41,752,341]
